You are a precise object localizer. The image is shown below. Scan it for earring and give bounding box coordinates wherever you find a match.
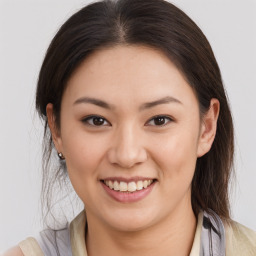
[58,152,65,160]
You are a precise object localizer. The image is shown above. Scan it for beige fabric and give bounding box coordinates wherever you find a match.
[225,219,256,255]
[18,210,256,256]
[189,211,203,256]
[70,211,88,256]
[18,237,44,256]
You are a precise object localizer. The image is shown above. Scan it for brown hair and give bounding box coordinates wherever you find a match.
[36,0,234,223]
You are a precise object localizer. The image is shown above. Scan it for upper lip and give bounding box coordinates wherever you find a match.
[100,176,157,183]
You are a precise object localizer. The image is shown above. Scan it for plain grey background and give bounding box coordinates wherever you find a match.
[0,0,255,252]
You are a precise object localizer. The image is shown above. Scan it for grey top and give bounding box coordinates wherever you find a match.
[200,210,226,256]
[36,225,72,256]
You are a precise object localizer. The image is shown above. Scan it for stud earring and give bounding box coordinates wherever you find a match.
[58,152,65,160]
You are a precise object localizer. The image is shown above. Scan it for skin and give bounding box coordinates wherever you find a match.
[7,45,219,256]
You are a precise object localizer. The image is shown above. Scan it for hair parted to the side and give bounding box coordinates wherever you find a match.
[36,0,234,225]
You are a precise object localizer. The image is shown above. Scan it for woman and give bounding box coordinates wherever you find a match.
[4,0,256,255]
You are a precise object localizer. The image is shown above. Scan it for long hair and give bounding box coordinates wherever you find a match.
[36,0,234,224]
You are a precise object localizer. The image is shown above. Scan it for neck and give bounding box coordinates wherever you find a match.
[85,203,197,256]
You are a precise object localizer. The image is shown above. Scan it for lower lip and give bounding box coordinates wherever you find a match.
[101,181,156,203]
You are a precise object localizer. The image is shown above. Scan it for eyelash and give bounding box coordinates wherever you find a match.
[81,115,173,127]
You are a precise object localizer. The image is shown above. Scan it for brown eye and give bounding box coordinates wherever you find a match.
[147,115,173,126]
[92,117,104,125]
[82,115,110,126]
[154,117,165,125]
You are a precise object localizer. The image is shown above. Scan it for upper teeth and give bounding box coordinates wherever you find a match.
[104,180,154,192]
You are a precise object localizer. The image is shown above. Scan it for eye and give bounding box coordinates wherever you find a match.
[146,115,173,127]
[82,115,110,127]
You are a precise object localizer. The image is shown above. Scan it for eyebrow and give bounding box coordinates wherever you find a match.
[73,96,182,111]
[139,96,182,111]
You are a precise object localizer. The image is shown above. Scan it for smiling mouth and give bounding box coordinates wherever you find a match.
[100,179,157,193]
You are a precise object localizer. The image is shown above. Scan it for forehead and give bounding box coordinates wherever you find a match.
[64,45,198,109]
[69,45,180,85]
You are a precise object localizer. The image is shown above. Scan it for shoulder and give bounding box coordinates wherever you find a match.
[224,219,256,255]
[2,246,24,256]
[3,237,44,256]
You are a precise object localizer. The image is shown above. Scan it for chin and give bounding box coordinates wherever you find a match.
[102,207,158,232]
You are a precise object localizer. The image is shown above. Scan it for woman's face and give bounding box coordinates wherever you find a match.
[48,45,218,231]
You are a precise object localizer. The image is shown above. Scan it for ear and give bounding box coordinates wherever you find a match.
[46,103,63,154]
[197,98,220,158]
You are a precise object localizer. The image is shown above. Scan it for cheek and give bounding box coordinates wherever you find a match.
[60,128,108,197]
[62,126,107,168]
[151,128,199,181]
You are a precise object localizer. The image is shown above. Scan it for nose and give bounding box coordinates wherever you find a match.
[107,125,148,169]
